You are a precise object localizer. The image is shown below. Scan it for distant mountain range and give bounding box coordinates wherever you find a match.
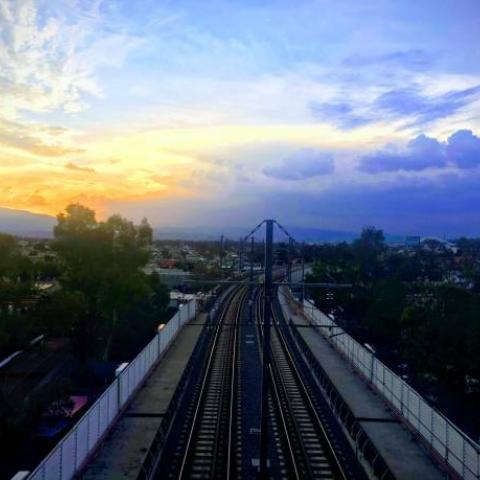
[152,225,361,243]
[0,207,407,243]
[0,207,55,238]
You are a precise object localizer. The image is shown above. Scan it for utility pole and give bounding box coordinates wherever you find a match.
[259,219,274,479]
[300,242,305,303]
[250,237,255,286]
[261,239,265,270]
[287,237,293,283]
[239,237,243,273]
[219,234,224,272]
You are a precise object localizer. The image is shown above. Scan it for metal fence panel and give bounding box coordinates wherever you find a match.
[373,359,384,390]
[295,296,480,479]
[163,322,171,347]
[134,353,141,386]
[158,328,165,353]
[419,398,431,440]
[382,367,393,404]
[447,424,465,476]
[465,440,479,479]
[432,409,447,456]
[351,338,359,368]
[406,387,420,428]
[150,337,158,366]
[28,468,44,480]
[98,393,109,437]
[75,416,88,468]
[119,364,130,406]
[107,382,118,423]
[87,403,100,451]
[27,300,197,480]
[357,343,370,377]
[61,430,76,479]
[44,448,61,480]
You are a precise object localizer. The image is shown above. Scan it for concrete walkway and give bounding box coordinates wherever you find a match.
[81,316,205,480]
[280,297,445,480]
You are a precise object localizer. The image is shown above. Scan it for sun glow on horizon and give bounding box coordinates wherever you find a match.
[1,0,479,235]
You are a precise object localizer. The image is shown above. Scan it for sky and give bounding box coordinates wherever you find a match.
[1,0,480,236]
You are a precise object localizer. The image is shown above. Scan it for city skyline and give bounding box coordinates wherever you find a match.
[1,0,480,235]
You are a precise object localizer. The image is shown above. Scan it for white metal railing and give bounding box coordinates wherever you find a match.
[26,299,197,480]
[286,291,479,480]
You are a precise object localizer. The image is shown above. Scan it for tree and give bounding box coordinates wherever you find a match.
[0,234,34,285]
[52,204,156,360]
[353,226,386,281]
[109,272,170,360]
[0,234,37,355]
[0,234,18,276]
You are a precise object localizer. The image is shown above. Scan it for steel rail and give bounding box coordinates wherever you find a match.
[177,286,247,480]
[254,290,302,479]
[256,287,349,480]
[227,287,240,479]
[139,285,240,480]
[271,300,349,480]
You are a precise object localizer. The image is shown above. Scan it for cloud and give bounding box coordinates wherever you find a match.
[309,102,370,129]
[311,84,480,131]
[279,172,480,236]
[0,119,83,156]
[375,85,480,127]
[236,171,480,236]
[359,134,446,173]
[446,129,480,168]
[0,0,142,120]
[113,170,480,237]
[27,194,47,206]
[359,129,480,173]
[65,162,96,173]
[343,49,433,70]
[263,149,334,180]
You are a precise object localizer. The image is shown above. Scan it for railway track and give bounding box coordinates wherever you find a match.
[157,286,247,480]
[255,290,364,480]
[147,284,365,480]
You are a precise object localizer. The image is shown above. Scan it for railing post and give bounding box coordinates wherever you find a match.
[417,397,421,430]
[98,399,101,445]
[117,375,122,411]
[106,386,110,430]
[86,410,90,456]
[370,352,375,383]
[74,424,78,472]
[446,422,449,465]
[400,381,405,415]
[430,408,434,445]
[477,447,479,480]
[59,441,63,480]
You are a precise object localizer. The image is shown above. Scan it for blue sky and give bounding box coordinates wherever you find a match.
[1,0,480,235]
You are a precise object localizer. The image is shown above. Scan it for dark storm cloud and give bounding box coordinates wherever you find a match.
[359,134,446,173]
[358,129,480,173]
[263,149,334,180]
[258,172,480,236]
[446,129,480,168]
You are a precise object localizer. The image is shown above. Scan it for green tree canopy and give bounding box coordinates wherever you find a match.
[52,204,157,360]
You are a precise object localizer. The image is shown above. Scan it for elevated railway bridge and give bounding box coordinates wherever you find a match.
[21,220,480,480]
